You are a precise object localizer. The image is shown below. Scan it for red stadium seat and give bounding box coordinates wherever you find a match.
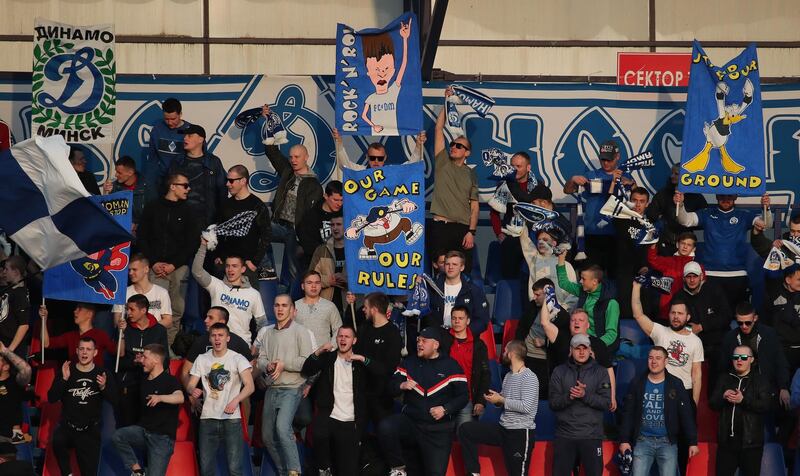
[502,320,519,351]
[696,399,718,442]
[479,327,498,361]
[169,358,185,378]
[34,363,58,407]
[686,442,717,476]
[174,402,195,442]
[37,402,62,449]
[165,441,200,476]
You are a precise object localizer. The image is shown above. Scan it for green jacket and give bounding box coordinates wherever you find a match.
[556,264,619,346]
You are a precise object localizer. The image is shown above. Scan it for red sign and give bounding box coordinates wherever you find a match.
[617,52,692,87]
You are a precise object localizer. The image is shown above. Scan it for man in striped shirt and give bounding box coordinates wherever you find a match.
[458,340,539,476]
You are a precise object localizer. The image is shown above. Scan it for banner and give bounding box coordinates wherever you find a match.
[43,191,132,304]
[343,161,425,294]
[335,12,422,136]
[679,41,764,196]
[32,19,116,143]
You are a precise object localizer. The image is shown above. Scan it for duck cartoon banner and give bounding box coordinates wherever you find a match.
[335,12,422,137]
[343,161,425,295]
[43,190,132,304]
[679,41,765,196]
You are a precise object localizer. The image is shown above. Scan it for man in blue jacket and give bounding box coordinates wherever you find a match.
[145,97,192,187]
[619,346,699,476]
[426,250,489,336]
[379,327,469,476]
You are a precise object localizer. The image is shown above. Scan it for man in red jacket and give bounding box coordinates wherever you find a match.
[647,232,697,320]
[447,305,491,427]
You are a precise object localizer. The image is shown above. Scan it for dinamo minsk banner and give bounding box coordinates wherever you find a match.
[32,19,116,143]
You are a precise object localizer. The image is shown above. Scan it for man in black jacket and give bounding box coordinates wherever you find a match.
[262,104,323,286]
[644,165,707,256]
[302,325,382,475]
[379,326,469,476]
[710,344,772,476]
[137,172,200,345]
[426,250,489,336]
[296,180,343,273]
[619,346,698,476]
[49,336,117,476]
[548,334,611,476]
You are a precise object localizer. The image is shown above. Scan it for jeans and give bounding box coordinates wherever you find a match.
[262,386,303,475]
[270,221,298,285]
[454,401,474,428]
[112,425,175,476]
[198,418,244,476]
[632,436,677,476]
[379,413,453,476]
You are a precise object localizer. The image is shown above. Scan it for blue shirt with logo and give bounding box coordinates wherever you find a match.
[640,378,667,438]
[696,207,757,274]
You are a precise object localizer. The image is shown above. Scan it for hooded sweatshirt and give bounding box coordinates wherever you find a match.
[118,313,169,388]
[192,244,266,343]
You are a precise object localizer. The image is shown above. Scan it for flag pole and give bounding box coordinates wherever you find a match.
[350,302,357,333]
[40,298,45,364]
[115,324,123,373]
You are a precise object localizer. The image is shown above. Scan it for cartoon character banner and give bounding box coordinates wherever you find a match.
[32,19,116,143]
[43,191,132,304]
[335,12,422,136]
[343,161,425,294]
[679,41,764,195]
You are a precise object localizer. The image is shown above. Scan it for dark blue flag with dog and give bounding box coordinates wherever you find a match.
[344,161,425,294]
[335,12,422,136]
[680,41,765,195]
[43,191,133,304]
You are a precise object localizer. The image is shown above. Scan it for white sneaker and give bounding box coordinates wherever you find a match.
[389,468,407,476]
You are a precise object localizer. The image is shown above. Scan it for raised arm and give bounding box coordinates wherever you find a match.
[540,305,560,344]
[631,281,655,336]
[434,89,451,156]
[674,192,699,227]
[0,342,31,386]
[395,17,411,87]
[191,241,213,288]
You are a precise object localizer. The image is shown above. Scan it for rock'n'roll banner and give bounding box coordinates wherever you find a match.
[32,18,116,143]
[679,41,764,195]
[335,12,422,136]
[344,161,425,294]
[42,191,132,304]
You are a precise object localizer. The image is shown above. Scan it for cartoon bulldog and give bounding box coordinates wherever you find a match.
[346,198,423,260]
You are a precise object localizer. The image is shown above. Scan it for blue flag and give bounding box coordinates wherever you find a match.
[43,191,133,304]
[335,12,422,136]
[680,41,765,195]
[344,161,425,294]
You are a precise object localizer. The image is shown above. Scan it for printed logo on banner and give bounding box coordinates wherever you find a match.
[31,19,116,143]
[248,85,336,194]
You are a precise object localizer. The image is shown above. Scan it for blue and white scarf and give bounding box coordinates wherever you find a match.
[446,84,495,136]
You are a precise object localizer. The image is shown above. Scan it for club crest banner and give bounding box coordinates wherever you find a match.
[335,12,422,136]
[344,161,425,294]
[679,41,764,195]
[43,191,132,304]
[32,19,116,143]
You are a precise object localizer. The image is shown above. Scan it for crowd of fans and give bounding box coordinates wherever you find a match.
[0,87,799,476]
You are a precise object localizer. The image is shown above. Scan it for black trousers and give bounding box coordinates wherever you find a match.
[426,220,472,273]
[52,423,101,476]
[312,415,360,476]
[116,384,141,429]
[715,444,763,476]
[378,413,453,476]
[499,236,524,279]
[552,438,603,476]
[584,235,617,278]
[705,275,749,315]
[524,356,549,399]
[678,388,697,476]
[458,422,535,476]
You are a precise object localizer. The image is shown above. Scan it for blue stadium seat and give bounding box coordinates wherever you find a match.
[619,320,650,346]
[479,400,502,424]
[760,442,785,476]
[492,280,522,329]
[259,279,278,326]
[614,359,640,404]
[488,360,502,392]
[746,247,766,316]
[471,245,482,284]
[534,400,556,440]
[484,241,502,290]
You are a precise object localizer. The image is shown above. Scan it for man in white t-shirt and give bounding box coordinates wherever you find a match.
[193,241,267,344]
[113,253,172,329]
[632,280,703,476]
[187,323,254,476]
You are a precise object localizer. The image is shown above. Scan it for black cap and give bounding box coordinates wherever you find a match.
[419,326,442,342]
[599,140,619,161]
[179,124,206,138]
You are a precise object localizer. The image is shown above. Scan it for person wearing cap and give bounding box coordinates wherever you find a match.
[675,261,732,389]
[674,191,771,312]
[137,173,200,346]
[167,123,226,227]
[619,346,698,476]
[548,333,611,476]
[709,344,771,476]
[427,87,480,273]
[458,340,539,476]
[563,139,634,278]
[379,326,469,476]
[632,280,703,475]
[146,97,193,187]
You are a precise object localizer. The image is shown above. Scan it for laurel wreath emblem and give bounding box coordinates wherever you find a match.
[31,38,116,129]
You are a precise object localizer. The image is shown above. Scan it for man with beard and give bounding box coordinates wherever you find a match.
[632,281,703,476]
[458,340,539,476]
[645,165,706,256]
[49,337,117,476]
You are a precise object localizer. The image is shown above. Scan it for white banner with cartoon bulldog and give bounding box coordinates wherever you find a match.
[1,75,800,216]
[31,19,116,143]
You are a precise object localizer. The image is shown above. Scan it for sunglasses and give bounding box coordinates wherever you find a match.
[737,321,754,327]
[172,182,190,189]
[731,354,752,361]
[226,177,244,183]
[368,155,386,162]
[449,141,469,151]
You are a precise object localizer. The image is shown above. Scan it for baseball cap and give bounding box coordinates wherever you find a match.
[599,140,619,161]
[419,327,442,342]
[570,333,591,348]
[179,124,206,138]
[683,261,703,277]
